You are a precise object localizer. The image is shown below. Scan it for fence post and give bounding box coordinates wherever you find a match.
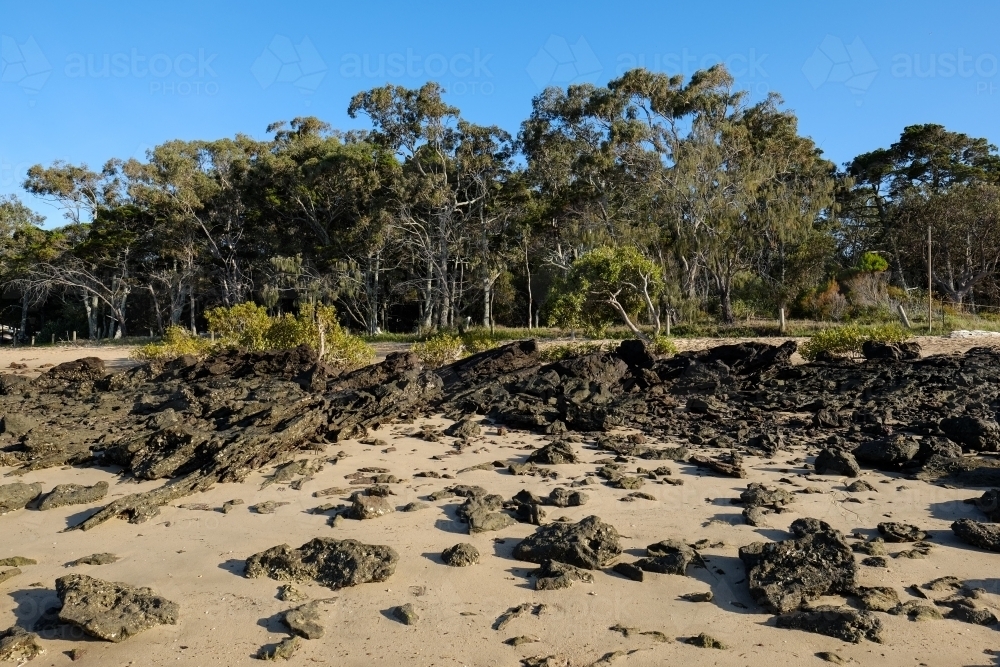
[30,336,35,346]
[51,334,55,346]
[72,331,77,343]
[779,308,787,335]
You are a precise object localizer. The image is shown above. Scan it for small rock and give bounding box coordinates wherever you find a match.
[611,562,644,582]
[39,481,109,511]
[283,602,324,639]
[56,574,179,642]
[221,499,244,514]
[257,636,300,660]
[0,557,35,568]
[506,635,540,646]
[0,626,44,663]
[775,606,883,643]
[877,522,928,543]
[533,560,595,589]
[680,591,713,602]
[277,585,308,603]
[442,543,480,567]
[685,633,726,649]
[392,603,419,625]
[952,518,1000,552]
[513,516,622,569]
[251,501,290,515]
[0,482,42,514]
[816,651,845,665]
[0,569,21,585]
[401,502,428,512]
[66,553,119,567]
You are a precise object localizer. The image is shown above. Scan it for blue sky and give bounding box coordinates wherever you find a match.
[3,0,999,224]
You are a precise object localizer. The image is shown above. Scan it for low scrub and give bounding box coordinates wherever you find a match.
[132,302,374,370]
[410,332,465,368]
[799,323,911,361]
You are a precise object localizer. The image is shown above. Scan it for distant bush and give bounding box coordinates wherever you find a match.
[799,280,848,321]
[855,252,889,273]
[800,323,911,361]
[538,342,606,362]
[130,326,212,361]
[460,328,503,355]
[410,332,465,368]
[135,302,373,370]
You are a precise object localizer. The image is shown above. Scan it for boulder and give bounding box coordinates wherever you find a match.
[512,516,622,569]
[531,560,595,590]
[441,543,480,567]
[634,539,696,575]
[526,441,579,465]
[548,488,588,508]
[244,538,398,589]
[56,574,178,642]
[282,602,324,639]
[739,525,856,613]
[861,341,920,362]
[39,481,109,511]
[775,606,883,643]
[877,522,928,543]
[813,449,860,477]
[853,436,919,468]
[0,482,42,514]
[940,416,1000,452]
[952,518,1000,552]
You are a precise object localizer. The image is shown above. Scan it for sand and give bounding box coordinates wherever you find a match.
[3,337,1000,666]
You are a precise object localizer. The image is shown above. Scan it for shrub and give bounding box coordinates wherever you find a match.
[855,252,889,273]
[130,326,212,361]
[204,302,271,350]
[538,342,606,362]
[650,335,678,356]
[799,280,848,321]
[799,323,911,361]
[410,332,465,368]
[460,328,503,355]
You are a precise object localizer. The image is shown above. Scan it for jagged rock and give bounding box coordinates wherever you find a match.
[685,633,726,649]
[513,516,622,569]
[853,436,919,468]
[813,449,860,477]
[789,517,832,537]
[889,601,943,621]
[689,453,746,478]
[526,441,578,465]
[939,598,998,626]
[970,488,1000,521]
[612,476,644,490]
[846,480,876,493]
[877,522,928,543]
[775,606,883,643]
[612,562,644,582]
[743,506,770,527]
[392,603,419,625]
[282,602,324,639]
[38,481,109,510]
[402,502,428,512]
[0,557,35,568]
[277,585,307,603]
[55,574,179,642]
[861,556,888,568]
[258,636,300,660]
[67,553,119,567]
[245,538,398,589]
[0,482,42,514]
[0,626,44,662]
[221,499,244,514]
[952,518,1000,551]
[739,482,794,508]
[532,560,595,589]
[45,357,106,383]
[924,576,963,592]
[347,493,393,520]
[739,525,856,613]
[857,586,900,612]
[251,501,290,515]
[444,417,481,439]
[852,538,887,557]
[940,415,1000,452]
[548,488,587,507]
[441,543,480,567]
[634,540,695,575]
[861,341,920,361]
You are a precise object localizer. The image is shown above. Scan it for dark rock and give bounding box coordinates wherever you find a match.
[739,482,794,508]
[221,499,244,514]
[612,562,644,582]
[347,493,393,520]
[512,516,622,569]
[853,436,919,468]
[444,417,481,439]
[680,591,713,602]
[789,517,832,537]
[244,538,398,589]
[283,601,324,639]
[685,633,726,649]
[526,441,578,465]
[861,341,920,361]
[813,449,860,477]
[861,556,888,567]
[258,636,300,660]
[548,488,587,508]
[857,586,900,612]
[952,519,1000,552]
[532,560,595,589]
[39,481,109,510]
[877,522,928,543]
[46,357,106,383]
[0,482,42,514]
[56,574,179,642]
[970,488,1000,521]
[775,606,883,643]
[845,480,876,493]
[401,501,428,512]
[277,585,307,603]
[940,415,1000,452]
[739,526,856,613]
[441,543,480,567]
[67,553,119,567]
[392,603,419,625]
[635,540,695,575]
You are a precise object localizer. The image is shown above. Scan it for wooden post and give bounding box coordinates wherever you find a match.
[928,225,933,332]
[779,308,787,335]
[30,336,35,346]
[897,304,912,329]
[51,334,55,346]
[72,331,77,342]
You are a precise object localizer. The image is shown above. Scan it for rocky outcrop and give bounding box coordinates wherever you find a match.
[55,574,179,642]
[244,538,398,589]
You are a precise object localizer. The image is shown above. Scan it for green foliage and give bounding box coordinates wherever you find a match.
[799,323,911,361]
[548,245,662,336]
[650,335,678,356]
[538,342,606,362]
[855,252,889,273]
[200,302,373,369]
[131,326,212,361]
[460,328,503,355]
[204,302,272,350]
[410,331,464,368]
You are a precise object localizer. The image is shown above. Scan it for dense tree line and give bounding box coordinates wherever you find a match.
[1,65,999,341]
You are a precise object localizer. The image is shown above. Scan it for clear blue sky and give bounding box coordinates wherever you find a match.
[3,0,999,224]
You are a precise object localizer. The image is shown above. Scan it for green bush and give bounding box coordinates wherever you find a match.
[799,323,911,361]
[410,332,465,368]
[651,335,678,356]
[130,326,212,361]
[138,302,374,370]
[538,342,606,362]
